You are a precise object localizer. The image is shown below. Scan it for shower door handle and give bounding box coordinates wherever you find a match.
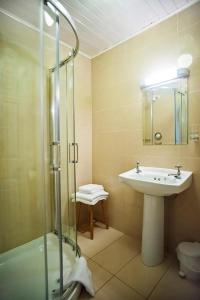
[50,141,61,170]
[69,142,78,163]
[74,142,78,163]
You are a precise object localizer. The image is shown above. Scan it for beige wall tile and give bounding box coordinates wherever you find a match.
[178,2,200,32]
[178,21,200,60]
[74,54,92,187]
[0,36,46,252]
[0,16,92,252]
[92,2,200,252]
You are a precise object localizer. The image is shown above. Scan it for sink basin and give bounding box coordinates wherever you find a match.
[119,166,192,196]
[119,166,192,267]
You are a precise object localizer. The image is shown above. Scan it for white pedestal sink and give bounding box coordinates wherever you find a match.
[119,167,192,266]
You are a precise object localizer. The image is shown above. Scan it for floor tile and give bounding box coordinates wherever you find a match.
[116,254,172,298]
[92,235,140,274]
[87,260,113,292]
[78,227,123,258]
[94,277,145,300]
[81,253,89,261]
[149,261,200,300]
[78,289,94,300]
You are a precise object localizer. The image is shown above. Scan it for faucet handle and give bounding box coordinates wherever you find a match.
[175,165,183,175]
[175,165,183,170]
[136,161,142,173]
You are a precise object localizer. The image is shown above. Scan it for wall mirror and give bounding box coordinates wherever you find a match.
[142,77,188,145]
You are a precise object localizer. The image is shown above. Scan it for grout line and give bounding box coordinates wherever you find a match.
[88,258,114,276]
[89,259,114,275]
[115,253,140,275]
[113,274,146,299]
[176,8,179,34]
[93,103,141,113]
[114,254,175,300]
[189,89,200,94]
[94,274,115,294]
[90,242,141,275]
[177,19,200,34]
[80,231,175,299]
[146,258,174,299]
[83,233,125,259]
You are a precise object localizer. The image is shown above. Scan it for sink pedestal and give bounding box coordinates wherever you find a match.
[119,166,192,267]
[142,194,164,266]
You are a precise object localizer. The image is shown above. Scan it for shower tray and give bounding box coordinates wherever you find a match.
[0,233,81,300]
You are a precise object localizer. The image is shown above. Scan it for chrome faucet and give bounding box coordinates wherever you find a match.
[136,161,142,173]
[168,165,182,179]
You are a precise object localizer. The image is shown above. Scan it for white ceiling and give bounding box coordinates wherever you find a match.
[0,0,199,58]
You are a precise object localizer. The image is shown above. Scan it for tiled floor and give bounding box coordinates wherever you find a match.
[78,226,200,300]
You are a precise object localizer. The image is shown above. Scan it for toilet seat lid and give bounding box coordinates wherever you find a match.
[179,242,200,258]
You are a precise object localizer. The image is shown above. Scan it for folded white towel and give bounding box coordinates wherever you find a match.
[79,184,104,194]
[74,190,109,202]
[52,257,95,297]
[76,196,108,205]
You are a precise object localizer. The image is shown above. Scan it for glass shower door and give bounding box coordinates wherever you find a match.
[0,1,48,299]
[49,62,77,296]
[1,0,80,298]
[61,59,77,247]
[48,34,78,297]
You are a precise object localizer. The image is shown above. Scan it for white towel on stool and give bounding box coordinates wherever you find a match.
[79,184,104,194]
[74,190,109,202]
[76,196,108,205]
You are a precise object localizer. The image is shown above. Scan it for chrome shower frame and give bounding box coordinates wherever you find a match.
[43,0,80,298]
[44,0,79,69]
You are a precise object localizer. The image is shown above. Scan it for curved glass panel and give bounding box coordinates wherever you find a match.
[0,2,47,299]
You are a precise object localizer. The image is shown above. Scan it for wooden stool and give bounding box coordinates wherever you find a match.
[76,198,109,240]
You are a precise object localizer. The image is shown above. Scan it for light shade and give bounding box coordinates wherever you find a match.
[177,54,193,68]
[144,66,177,86]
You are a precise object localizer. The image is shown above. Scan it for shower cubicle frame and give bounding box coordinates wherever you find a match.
[43,0,80,298]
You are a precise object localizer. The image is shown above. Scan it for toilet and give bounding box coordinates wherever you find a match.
[176,241,200,281]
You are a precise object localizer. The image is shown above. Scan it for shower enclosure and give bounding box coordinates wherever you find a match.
[0,0,80,299]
